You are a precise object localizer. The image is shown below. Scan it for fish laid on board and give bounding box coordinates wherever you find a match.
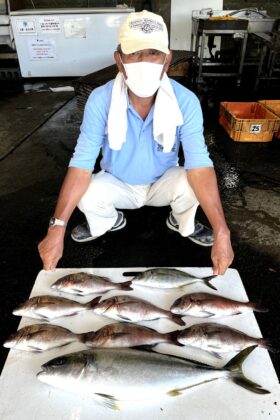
[177,323,276,357]
[93,295,185,326]
[51,272,132,296]
[170,293,268,318]
[83,322,179,348]
[4,322,179,352]
[123,268,217,291]
[12,295,101,320]
[37,346,269,410]
[4,324,81,352]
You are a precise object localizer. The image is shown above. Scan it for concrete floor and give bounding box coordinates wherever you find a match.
[0,78,280,384]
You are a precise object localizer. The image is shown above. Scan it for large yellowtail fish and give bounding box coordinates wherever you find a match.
[37,346,269,410]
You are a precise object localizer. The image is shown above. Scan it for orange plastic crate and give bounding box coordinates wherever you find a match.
[219,102,280,142]
[258,100,280,139]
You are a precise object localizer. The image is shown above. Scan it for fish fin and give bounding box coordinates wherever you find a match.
[119,281,133,291]
[232,377,270,394]
[203,275,218,291]
[166,331,184,347]
[77,332,89,343]
[116,315,132,321]
[167,389,183,397]
[225,345,270,394]
[251,302,269,313]
[117,314,131,322]
[199,311,215,318]
[36,314,50,321]
[187,347,222,359]
[71,289,86,296]
[169,314,185,326]
[258,338,280,353]
[208,344,222,350]
[210,351,223,359]
[100,276,112,282]
[116,314,132,322]
[28,346,43,352]
[87,296,102,309]
[138,347,214,367]
[167,377,219,397]
[122,271,141,277]
[178,281,197,288]
[93,393,121,410]
[131,344,156,351]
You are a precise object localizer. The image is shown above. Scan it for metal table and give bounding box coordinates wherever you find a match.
[191,8,275,86]
[253,20,280,91]
[191,11,249,86]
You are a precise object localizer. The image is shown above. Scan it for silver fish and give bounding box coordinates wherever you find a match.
[170,293,268,318]
[51,272,132,296]
[93,295,185,326]
[4,322,178,352]
[4,324,82,352]
[37,346,269,410]
[123,268,217,291]
[177,323,276,356]
[13,295,101,320]
[83,322,179,348]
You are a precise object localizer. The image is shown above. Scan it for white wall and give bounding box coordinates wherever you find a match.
[170,0,223,50]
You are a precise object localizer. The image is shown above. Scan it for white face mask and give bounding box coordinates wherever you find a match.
[121,59,166,98]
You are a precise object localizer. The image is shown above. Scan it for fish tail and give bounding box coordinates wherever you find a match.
[75,333,85,343]
[250,302,269,313]
[118,281,133,291]
[203,275,217,291]
[166,330,184,346]
[80,332,96,346]
[169,313,185,326]
[258,338,280,353]
[225,345,270,394]
[86,296,102,309]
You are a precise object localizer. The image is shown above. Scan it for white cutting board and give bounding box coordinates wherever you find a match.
[0,267,279,420]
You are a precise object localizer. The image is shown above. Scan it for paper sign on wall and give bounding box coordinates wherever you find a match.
[28,38,56,60]
[64,19,86,38]
[39,17,61,33]
[16,19,36,34]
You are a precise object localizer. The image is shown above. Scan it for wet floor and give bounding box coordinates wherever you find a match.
[0,78,279,382]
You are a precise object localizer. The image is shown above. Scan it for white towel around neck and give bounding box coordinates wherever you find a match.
[107,72,184,152]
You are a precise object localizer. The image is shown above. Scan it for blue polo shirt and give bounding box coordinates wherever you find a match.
[69,78,213,184]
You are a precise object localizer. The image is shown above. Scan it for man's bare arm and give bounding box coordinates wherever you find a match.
[187,167,234,275]
[38,167,92,271]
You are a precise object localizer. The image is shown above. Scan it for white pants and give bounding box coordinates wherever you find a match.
[78,167,199,238]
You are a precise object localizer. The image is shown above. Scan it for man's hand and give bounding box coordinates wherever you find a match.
[211,231,234,275]
[38,227,65,271]
[187,168,234,276]
[37,167,92,271]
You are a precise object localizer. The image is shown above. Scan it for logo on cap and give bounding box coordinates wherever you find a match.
[129,18,164,34]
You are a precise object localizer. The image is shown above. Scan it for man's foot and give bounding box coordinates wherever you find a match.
[71,211,126,243]
[166,212,214,247]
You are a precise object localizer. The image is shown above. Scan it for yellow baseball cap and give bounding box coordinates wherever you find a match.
[118,10,169,54]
